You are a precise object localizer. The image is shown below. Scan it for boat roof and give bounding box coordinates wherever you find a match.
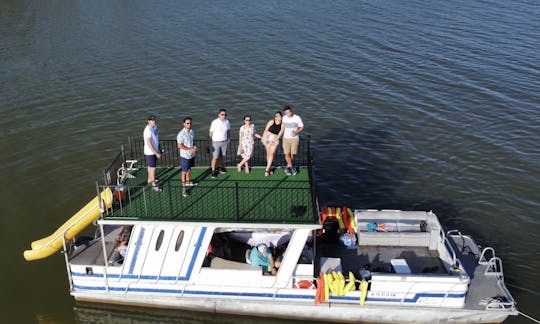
[99,138,320,227]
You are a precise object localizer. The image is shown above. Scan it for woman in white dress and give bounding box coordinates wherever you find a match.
[237,115,261,174]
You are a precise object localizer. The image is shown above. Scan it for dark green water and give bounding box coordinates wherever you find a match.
[1,0,538,323]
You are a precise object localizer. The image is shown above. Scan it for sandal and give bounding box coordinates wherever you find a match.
[151,183,162,192]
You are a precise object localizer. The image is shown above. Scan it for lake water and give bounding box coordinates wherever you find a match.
[1,0,539,323]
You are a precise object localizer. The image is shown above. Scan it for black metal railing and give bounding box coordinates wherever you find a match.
[101,146,127,186]
[126,137,311,169]
[100,180,317,224]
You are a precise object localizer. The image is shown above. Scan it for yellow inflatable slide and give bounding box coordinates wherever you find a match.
[23,188,113,261]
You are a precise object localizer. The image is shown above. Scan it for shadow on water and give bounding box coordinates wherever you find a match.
[312,124,464,230]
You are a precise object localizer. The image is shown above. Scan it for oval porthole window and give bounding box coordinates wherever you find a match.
[175,230,185,252]
[155,230,165,251]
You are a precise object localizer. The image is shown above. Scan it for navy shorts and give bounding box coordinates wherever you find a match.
[181,157,195,172]
[145,154,157,168]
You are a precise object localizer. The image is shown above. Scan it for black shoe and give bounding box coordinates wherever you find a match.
[219,167,227,174]
[211,170,218,178]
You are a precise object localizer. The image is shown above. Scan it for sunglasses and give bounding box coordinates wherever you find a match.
[244,119,251,122]
[220,113,227,116]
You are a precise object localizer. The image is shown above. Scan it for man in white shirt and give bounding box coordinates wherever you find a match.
[143,115,162,191]
[208,109,231,178]
[282,106,304,176]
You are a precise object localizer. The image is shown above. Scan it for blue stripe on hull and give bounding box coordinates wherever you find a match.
[73,285,465,303]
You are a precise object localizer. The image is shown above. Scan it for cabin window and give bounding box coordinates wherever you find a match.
[155,230,165,251]
[175,230,184,252]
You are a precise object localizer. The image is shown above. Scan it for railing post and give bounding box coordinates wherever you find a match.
[96,180,103,217]
[168,181,174,220]
[235,181,240,221]
[61,234,73,292]
[99,222,110,292]
[128,136,133,160]
[121,144,126,164]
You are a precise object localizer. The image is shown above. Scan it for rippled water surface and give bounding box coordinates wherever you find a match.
[1,0,539,323]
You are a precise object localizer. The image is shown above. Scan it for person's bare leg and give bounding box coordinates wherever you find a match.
[148,167,156,184]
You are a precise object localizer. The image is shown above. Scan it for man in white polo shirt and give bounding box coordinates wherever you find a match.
[282,106,304,176]
[209,108,231,178]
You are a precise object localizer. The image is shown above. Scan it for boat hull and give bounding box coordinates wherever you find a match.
[72,291,515,324]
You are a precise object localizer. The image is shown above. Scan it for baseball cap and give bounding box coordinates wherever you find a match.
[257,244,268,257]
[148,115,156,121]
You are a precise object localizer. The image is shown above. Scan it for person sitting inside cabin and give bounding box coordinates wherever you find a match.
[249,243,277,275]
[108,226,132,265]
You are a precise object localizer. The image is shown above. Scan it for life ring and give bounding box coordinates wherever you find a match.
[294,280,315,289]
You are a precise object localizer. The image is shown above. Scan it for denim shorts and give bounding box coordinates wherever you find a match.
[145,154,157,168]
[212,141,228,159]
[181,157,195,172]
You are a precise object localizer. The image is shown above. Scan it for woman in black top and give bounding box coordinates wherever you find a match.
[261,111,284,176]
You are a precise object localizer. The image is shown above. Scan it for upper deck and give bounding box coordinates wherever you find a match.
[98,137,319,225]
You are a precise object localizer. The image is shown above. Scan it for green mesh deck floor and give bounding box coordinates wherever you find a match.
[105,167,318,225]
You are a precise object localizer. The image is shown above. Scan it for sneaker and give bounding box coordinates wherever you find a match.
[291,167,298,176]
[211,170,218,178]
[182,189,190,197]
[219,167,227,174]
[185,181,197,187]
[285,167,292,176]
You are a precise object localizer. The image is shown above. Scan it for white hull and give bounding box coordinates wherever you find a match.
[64,210,517,324]
[73,291,513,324]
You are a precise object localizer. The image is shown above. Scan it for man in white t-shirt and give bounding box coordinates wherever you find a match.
[208,109,231,178]
[282,106,304,176]
[143,115,162,191]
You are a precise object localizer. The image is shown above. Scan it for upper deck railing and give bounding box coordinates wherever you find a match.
[97,138,318,224]
[128,137,311,170]
[101,137,311,186]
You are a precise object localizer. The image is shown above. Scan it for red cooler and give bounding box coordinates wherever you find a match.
[115,185,126,201]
